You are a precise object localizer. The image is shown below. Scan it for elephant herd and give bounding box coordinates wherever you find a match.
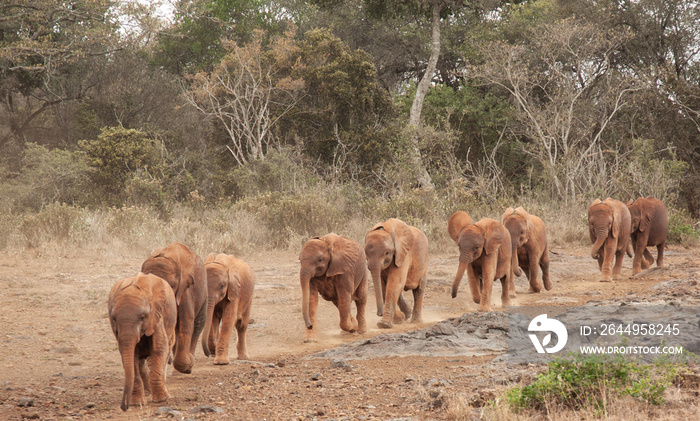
[106,196,668,411]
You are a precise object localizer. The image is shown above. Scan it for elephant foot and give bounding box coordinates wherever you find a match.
[303,336,318,343]
[543,278,552,291]
[237,353,250,361]
[213,358,230,365]
[377,319,393,329]
[131,394,146,407]
[477,305,492,312]
[151,390,169,404]
[410,316,423,324]
[357,327,366,334]
[599,277,612,283]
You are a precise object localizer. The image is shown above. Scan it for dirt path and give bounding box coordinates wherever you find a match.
[0,244,698,420]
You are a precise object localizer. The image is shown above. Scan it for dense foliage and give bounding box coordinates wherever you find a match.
[1,0,699,244]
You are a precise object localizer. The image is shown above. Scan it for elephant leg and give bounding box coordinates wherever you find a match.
[642,248,654,269]
[467,264,481,304]
[499,275,510,309]
[337,292,358,333]
[190,302,207,358]
[148,327,170,403]
[354,286,367,334]
[397,293,411,320]
[378,273,406,329]
[599,240,615,281]
[131,351,146,407]
[527,250,542,293]
[208,309,221,357]
[612,243,626,279]
[540,245,552,290]
[303,289,319,343]
[214,301,238,365]
[410,276,425,323]
[173,298,195,374]
[656,242,665,267]
[632,234,647,273]
[139,357,150,396]
[478,264,495,312]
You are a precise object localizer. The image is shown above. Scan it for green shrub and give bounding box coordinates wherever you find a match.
[125,171,171,218]
[504,353,682,416]
[667,208,700,246]
[79,127,162,203]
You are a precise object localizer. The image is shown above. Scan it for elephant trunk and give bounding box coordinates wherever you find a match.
[201,297,217,357]
[591,229,607,259]
[512,243,521,277]
[452,261,468,298]
[118,336,138,411]
[368,265,384,316]
[300,273,313,330]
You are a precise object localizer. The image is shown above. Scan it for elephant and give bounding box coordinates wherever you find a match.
[502,207,551,293]
[365,218,429,329]
[626,197,668,274]
[449,212,512,312]
[588,198,632,282]
[141,242,207,374]
[108,273,177,411]
[299,233,368,343]
[201,253,255,364]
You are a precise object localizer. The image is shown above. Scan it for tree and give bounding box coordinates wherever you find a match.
[472,17,643,201]
[0,0,119,158]
[183,28,305,165]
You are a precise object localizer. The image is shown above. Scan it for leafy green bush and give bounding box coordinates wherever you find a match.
[667,208,700,246]
[125,171,171,218]
[504,354,681,415]
[79,127,163,203]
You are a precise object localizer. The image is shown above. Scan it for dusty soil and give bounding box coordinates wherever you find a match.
[0,244,699,420]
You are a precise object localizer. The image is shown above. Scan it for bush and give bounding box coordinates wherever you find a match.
[667,208,700,246]
[3,143,90,211]
[19,203,87,248]
[79,127,163,203]
[504,353,682,415]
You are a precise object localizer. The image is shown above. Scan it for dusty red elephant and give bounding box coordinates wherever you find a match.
[299,233,368,342]
[365,218,428,329]
[448,211,512,312]
[108,273,177,411]
[141,242,208,374]
[626,197,668,274]
[502,207,551,293]
[588,198,632,282]
[202,253,255,364]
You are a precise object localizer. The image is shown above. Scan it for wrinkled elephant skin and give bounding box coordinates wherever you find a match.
[202,253,255,364]
[299,233,368,343]
[108,273,177,411]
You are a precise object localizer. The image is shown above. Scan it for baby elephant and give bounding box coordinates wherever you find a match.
[299,233,368,343]
[448,211,512,312]
[588,198,632,282]
[502,207,551,293]
[202,253,255,364]
[626,197,668,274]
[108,273,177,411]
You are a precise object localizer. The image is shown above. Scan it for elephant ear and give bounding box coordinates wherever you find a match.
[204,253,216,264]
[448,211,472,243]
[484,221,506,255]
[501,207,515,224]
[226,266,242,302]
[108,277,133,316]
[639,204,655,233]
[591,198,602,207]
[515,207,535,239]
[390,219,414,268]
[144,275,166,337]
[327,236,360,277]
[611,202,622,238]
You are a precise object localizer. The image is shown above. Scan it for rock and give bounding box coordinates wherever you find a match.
[473,327,488,339]
[330,359,351,370]
[18,397,34,407]
[21,412,40,419]
[311,372,322,380]
[189,405,224,414]
[276,358,286,367]
[426,378,452,387]
[156,407,182,418]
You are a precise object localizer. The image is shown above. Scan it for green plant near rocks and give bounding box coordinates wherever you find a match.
[503,353,684,416]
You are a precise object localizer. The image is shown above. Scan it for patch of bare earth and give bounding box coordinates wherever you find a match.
[0,245,698,420]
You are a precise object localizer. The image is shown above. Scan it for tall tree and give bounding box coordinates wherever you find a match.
[0,0,119,158]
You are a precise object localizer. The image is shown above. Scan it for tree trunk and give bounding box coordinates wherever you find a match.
[405,2,442,190]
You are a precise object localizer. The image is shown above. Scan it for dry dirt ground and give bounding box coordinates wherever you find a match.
[0,244,699,420]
